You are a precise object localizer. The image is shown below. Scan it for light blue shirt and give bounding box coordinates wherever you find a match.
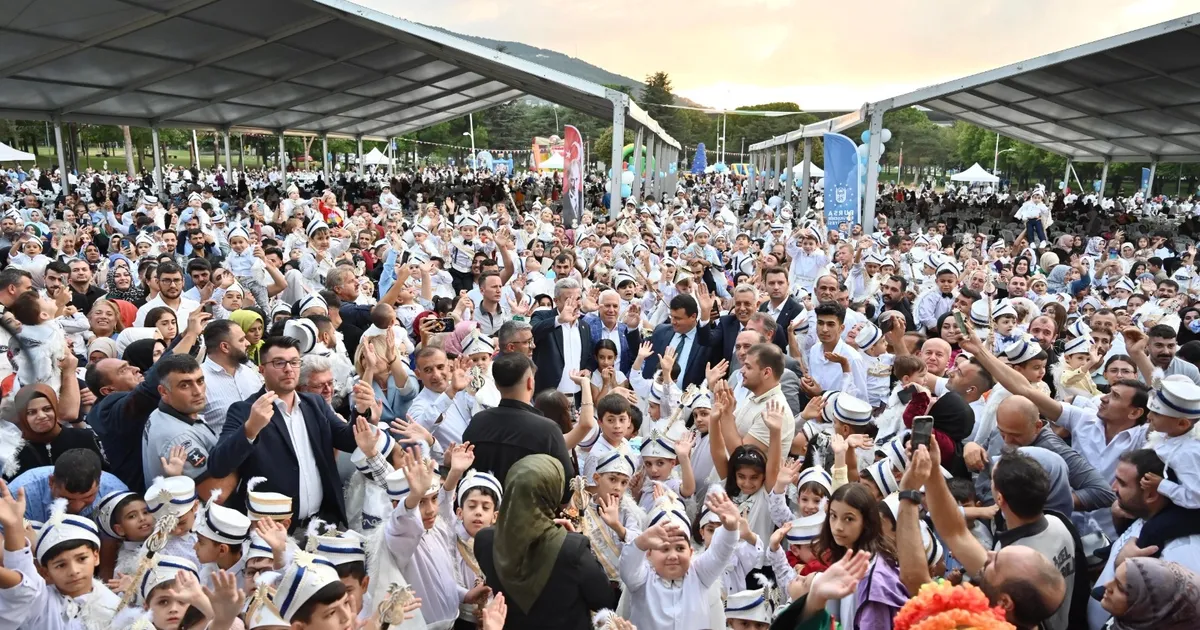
[373,374,419,423]
[671,326,698,389]
[9,466,129,522]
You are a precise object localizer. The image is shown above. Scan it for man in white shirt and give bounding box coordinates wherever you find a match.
[134,262,201,327]
[724,342,793,452]
[200,319,264,434]
[407,346,475,461]
[802,302,868,401]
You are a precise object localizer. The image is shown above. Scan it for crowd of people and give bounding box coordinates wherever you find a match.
[0,157,1198,630]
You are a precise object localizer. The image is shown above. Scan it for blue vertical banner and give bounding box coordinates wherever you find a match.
[1141,167,1151,193]
[823,133,860,226]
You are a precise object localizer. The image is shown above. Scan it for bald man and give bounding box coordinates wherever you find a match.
[967,395,1115,514]
[920,338,953,377]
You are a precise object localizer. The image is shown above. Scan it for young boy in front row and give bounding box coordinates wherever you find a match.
[0,490,121,630]
[95,490,154,578]
[581,443,646,598]
[193,489,252,588]
[144,475,201,566]
[620,490,742,630]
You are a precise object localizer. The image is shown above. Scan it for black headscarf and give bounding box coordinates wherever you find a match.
[929,391,974,446]
[122,338,164,373]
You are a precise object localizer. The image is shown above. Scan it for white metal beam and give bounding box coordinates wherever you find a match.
[320,70,480,134]
[348,78,499,136]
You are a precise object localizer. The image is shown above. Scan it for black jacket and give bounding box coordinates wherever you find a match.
[530,309,593,394]
[208,389,358,528]
[475,529,614,630]
[87,349,171,492]
[462,399,575,504]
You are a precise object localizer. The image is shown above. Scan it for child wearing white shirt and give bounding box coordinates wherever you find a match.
[620,491,741,630]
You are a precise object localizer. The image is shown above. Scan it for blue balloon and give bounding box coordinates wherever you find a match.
[859,154,869,164]
[861,130,871,144]
[621,184,632,198]
[876,164,883,172]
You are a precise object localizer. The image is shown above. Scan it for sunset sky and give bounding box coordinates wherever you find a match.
[359,0,1195,110]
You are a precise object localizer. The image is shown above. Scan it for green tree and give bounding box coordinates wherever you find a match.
[641,72,682,140]
[594,127,635,165]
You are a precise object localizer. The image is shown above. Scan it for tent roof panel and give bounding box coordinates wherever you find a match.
[0,0,678,148]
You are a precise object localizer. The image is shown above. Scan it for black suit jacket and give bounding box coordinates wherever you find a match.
[207,389,358,528]
[759,297,803,349]
[530,309,593,393]
[708,314,744,368]
[462,399,576,504]
[642,322,711,390]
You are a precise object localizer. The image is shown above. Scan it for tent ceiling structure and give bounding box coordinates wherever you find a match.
[0,0,681,214]
[0,0,678,148]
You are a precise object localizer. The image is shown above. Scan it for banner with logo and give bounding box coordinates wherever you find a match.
[1141,167,1151,193]
[822,133,860,226]
[562,125,584,226]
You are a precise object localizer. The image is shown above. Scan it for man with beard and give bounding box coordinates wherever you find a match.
[900,444,1069,630]
[134,262,202,326]
[758,267,804,349]
[1089,449,1200,629]
[1145,324,1200,385]
[200,319,263,434]
[881,274,918,332]
[0,211,21,266]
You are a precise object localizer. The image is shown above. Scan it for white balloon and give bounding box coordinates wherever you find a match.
[880,129,893,143]
[856,144,870,158]
[621,170,635,185]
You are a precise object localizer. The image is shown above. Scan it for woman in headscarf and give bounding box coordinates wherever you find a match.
[229,309,265,365]
[1,384,106,480]
[1102,557,1200,629]
[474,454,612,630]
[122,337,166,373]
[441,320,480,357]
[105,259,145,306]
[86,337,119,365]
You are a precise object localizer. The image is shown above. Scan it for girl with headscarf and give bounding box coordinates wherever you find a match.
[0,383,105,479]
[1102,557,1200,630]
[86,337,118,365]
[122,337,165,373]
[229,309,265,365]
[442,320,480,356]
[474,455,613,630]
[105,258,145,306]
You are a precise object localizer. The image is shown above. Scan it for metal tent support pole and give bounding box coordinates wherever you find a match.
[151,126,162,194]
[322,135,329,182]
[609,98,625,220]
[630,128,644,201]
[801,138,812,217]
[1063,159,1073,192]
[785,142,796,205]
[223,131,232,175]
[1098,158,1110,198]
[357,136,364,177]
[862,107,885,233]
[54,121,69,195]
[773,147,781,193]
[278,134,287,188]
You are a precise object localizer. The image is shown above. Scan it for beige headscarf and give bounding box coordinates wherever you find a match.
[491,454,567,614]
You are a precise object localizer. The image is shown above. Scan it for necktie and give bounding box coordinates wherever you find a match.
[674,333,688,385]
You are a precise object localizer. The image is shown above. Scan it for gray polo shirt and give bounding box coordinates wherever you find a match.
[142,403,219,483]
[994,515,1077,630]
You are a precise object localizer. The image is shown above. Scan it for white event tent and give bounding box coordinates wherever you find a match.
[949,163,999,184]
[0,142,36,162]
[361,146,389,166]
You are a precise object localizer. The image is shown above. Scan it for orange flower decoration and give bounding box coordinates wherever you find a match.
[893,580,1014,630]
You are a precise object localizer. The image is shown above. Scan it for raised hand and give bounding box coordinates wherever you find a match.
[623,304,641,329]
[244,391,279,440]
[811,549,872,603]
[705,491,740,530]
[352,380,380,417]
[568,369,590,387]
[106,573,133,594]
[160,444,187,477]
[390,416,434,448]
[636,340,654,361]
[185,306,212,338]
[0,481,27,531]
[168,569,210,612]
[403,448,436,498]
[769,523,791,552]
[254,518,288,553]
[762,399,785,435]
[353,416,380,457]
[634,521,688,551]
[448,442,476,475]
[658,345,677,379]
[674,430,694,459]
[900,445,932,492]
[775,458,803,495]
[706,359,729,384]
[830,433,848,458]
[450,355,472,394]
[203,570,245,628]
[596,493,622,531]
[479,593,508,630]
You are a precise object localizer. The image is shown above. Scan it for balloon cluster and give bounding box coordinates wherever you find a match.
[857,128,893,196]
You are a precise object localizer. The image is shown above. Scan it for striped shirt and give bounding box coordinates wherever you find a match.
[201,358,264,434]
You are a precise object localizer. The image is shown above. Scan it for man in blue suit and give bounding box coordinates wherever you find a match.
[708,284,759,371]
[642,288,716,391]
[208,336,360,530]
[583,288,643,376]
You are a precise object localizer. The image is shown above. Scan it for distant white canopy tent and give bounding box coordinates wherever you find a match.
[361,147,389,166]
[950,163,999,184]
[0,142,36,162]
[538,153,564,170]
[790,161,824,178]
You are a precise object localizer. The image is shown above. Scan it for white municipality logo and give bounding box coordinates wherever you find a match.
[834,184,849,205]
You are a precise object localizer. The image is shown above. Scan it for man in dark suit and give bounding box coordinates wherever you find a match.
[759,266,804,349]
[531,277,593,393]
[709,284,759,369]
[208,336,359,529]
[642,289,715,391]
[582,288,642,376]
[462,352,575,503]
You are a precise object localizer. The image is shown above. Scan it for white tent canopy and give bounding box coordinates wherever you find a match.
[538,153,564,170]
[949,163,999,183]
[361,147,389,166]
[0,142,36,162]
[790,161,824,178]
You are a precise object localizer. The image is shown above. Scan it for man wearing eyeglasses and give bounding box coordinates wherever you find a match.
[208,336,362,530]
[133,261,203,327]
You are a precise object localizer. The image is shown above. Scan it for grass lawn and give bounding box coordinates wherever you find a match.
[15,146,271,171]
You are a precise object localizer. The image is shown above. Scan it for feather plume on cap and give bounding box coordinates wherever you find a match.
[247,477,267,492]
[304,517,327,552]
